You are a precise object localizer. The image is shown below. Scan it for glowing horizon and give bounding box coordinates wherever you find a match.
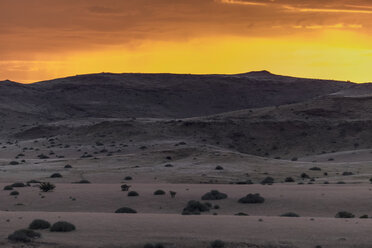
[1,0,372,83]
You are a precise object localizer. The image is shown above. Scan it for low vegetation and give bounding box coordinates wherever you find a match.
[182,200,210,215]
[50,221,76,232]
[115,207,137,214]
[238,193,265,204]
[201,190,228,200]
[29,219,51,230]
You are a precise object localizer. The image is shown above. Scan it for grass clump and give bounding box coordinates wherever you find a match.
[128,191,139,197]
[335,211,355,218]
[8,229,41,243]
[11,182,26,188]
[182,200,210,215]
[39,182,55,192]
[3,185,13,190]
[50,173,62,178]
[115,207,137,214]
[238,193,265,204]
[50,221,76,232]
[201,190,228,200]
[29,219,51,230]
[280,212,300,217]
[154,189,166,195]
[261,177,274,185]
[284,177,295,183]
[210,240,225,248]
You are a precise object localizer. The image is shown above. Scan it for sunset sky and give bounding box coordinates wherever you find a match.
[1,0,372,83]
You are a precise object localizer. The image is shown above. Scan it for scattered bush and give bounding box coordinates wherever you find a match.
[280,212,300,217]
[144,244,165,248]
[291,157,298,161]
[284,177,295,183]
[8,229,41,243]
[342,172,353,176]
[309,167,321,171]
[201,190,228,200]
[64,165,72,169]
[29,219,51,230]
[50,221,76,232]
[154,189,166,195]
[10,191,19,196]
[73,180,91,184]
[124,176,133,180]
[9,161,19,165]
[27,180,40,184]
[121,184,131,191]
[39,182,56,192]
[261,177,274,185]
[164,164,173,167]
[215,166,224,170]
[50,173,62,178]
[301,173,310,179]
[335,211,355,218]
[170,191,176,198]
[182,200,210,215]
[128,191,139,197]
[3,185,13,190]
[115,207,137,214]
[360,215,369,219]
[210,240,225,248]
[11,182,26,188]
[235,212,249,216]
[238,193,265,204]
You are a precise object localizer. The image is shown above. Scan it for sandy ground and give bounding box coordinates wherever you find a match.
[2,212,372,248]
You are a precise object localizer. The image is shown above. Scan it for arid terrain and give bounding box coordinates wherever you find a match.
[1,71,372,248]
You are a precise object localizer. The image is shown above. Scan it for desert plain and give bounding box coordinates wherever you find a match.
[1,71,372,247]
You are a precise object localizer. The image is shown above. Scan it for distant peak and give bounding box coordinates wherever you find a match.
[0,79,18,84]
[246,70,273,76]
[234,70,276,78]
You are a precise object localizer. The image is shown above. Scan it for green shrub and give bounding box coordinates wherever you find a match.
[39,182,55,192]
[360,215,369,219]
[342,172,353,176]
[115,207,137,214]
[210,240,225,248]
[284,177,295,183]
[50,173,62,178]
[238,193,265,204]
[128,191,139,197]
[3,185,13,190]
[50,221,76,232]
[73,180,91,184]
[182,200,210,215]
[10,191,19,196]
[234,212,248,216]
[29,219,51,230]
[261,177,274,185]
[11,182,26,187]
[335,211,355,218]
[201,190,228,200]
[280,212,300,217]
[154,190,166,195]
[8,229,41,243]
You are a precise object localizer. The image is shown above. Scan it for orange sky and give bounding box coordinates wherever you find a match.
[1,0,372,83]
